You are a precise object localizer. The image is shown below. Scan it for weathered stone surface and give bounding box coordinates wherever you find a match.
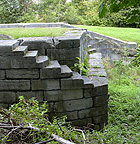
[0,80,30,90]
[88,68,107,77]
[0,92,16,103]
[40,61,61,79]
[12,46,28,56]
[46,48,80,60]
[0,70,5,80]
[59,59,78,67]
[71,118,92,127]
[60,65,72,78]
[82,76,94,89]
[84,88,95,98]
[0,103,9,108]
[78,104,108,119]
[54,38,80,49]
[16,91,44,102]
[44,89,83,101]
[54,98,93,112]
[94,95,109,107]
[0,55,48,69]
[89,53,102,59]
[0,40,19,55]
[92,113,108,124]
[20,37,54,55]
[61,72,84,89]
[6,69,39,79]
[32,79,60,90]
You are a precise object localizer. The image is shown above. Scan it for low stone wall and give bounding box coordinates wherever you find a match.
[0,29,108,129]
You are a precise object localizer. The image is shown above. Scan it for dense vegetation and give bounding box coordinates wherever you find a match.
[0,0,140,28]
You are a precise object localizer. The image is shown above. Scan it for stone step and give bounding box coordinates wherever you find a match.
[82,76,94,89]
[40,60,61,79]
[88,48,96,54]
[24,50,38,63]
[60,65,73,78]
[13,46,28,55]
[36,56,49,68]
[61,72,84,90]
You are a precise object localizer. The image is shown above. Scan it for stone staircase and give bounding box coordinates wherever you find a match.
[0,40,108,129]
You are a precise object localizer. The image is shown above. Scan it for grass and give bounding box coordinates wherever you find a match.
[75,25,140,46]
[0,27,69,39]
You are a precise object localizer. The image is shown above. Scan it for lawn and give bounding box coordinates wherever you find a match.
[0,27,69,39]
[75,25,140,46]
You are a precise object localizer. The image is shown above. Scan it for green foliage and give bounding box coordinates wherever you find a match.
[99,0,140,24]
[131,47,140,67]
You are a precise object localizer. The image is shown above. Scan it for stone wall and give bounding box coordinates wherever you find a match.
[0,25,108,129]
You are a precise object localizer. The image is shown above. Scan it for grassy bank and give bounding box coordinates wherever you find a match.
[75,25,140,46]
[0,27,69,39]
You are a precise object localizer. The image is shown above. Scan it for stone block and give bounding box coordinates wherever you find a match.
[44,89,83,102]
[0,92,17,104]
[0,70,5,80]
[20,37,54,55]
[54,38,80,49]
[6,69,39,79]
[32,79,60,90]
[82,76,94,89]
[94,95,109,107]
[46,48,80,60]
[59,59,78,68]
[78,104,108,119]
[0,40,19,56]
[84,88,95,98]
[89,77,108,96]
[71,118,92,127]
[88,68,107,77]
[60,65,72,78]
[54,98,93,112]
[44,90,62,102]
[16,91,44,102]
[40,61,61,79]
[0,80,30,90]
[92,113,108,124]
[0,56,39,69]
[61,72,84,90]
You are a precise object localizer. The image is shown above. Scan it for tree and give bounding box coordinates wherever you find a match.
[99,0,140,23]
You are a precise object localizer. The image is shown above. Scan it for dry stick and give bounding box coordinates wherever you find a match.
[0,125,75,144]
[73,128,86,144]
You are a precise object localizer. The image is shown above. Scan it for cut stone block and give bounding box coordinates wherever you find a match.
[0,92,17,104]
[0,70,5,80]
[36,56,49,68]
[44,89,83,101]
[46,48,80,60]
[92,113,108,124]
[82,76,94,89]
[78,104,108,119]
[0,55,49,69]
[32,79,60,90]
[61,72,84,89]
[16,91,44,102]
[88,68,107,77]
[89,53,102,59]
[6,69,39,79]
[24,50,38,62]
[54,98,93,112]
[0,80,30,90]
[0,40,19,55]
[40,61,61,79]
[94,95,109,107]
[60,65,72,78]
[13,46,28,55]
